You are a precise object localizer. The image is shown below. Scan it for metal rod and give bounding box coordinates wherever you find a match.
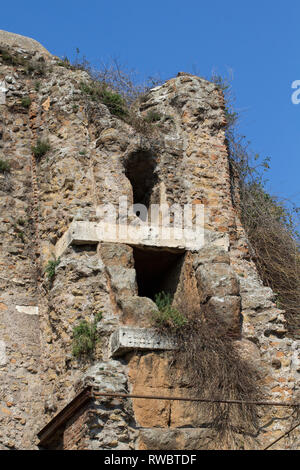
[92,391,300,407]
[263,421,300,450]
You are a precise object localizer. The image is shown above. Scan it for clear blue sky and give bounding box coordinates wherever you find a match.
[1,1,299,208]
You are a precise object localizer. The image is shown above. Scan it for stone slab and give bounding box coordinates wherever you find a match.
[15,306,39,316]
[0,81,7,105]
[0,341,7,366]
[110,327,176,357]
[55,221,229,258]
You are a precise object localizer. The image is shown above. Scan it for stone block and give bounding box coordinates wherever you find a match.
[193,245,230,268]
[0,341,7,366]
[55,221,229,258]
[110,327,176,357]
[196,263,240,301]
[106,266,137,296]
[15,306,39,315]
[119,296,158,327]
[206,295,241,329]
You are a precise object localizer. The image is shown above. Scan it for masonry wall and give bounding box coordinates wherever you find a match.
[0,70,42,449]
[0,35,299,450]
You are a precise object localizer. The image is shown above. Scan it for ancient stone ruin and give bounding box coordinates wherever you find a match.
[0,30,299,450]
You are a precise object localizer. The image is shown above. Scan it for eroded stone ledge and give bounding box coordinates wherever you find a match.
[110,327,176,357]
[54,221,229,258]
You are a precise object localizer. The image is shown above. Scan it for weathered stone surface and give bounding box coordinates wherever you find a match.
[193,245,230,268]
[80,361,128,392]
[241,286,275,310]
[206,295,241,330]
[0,80,8,104]
[233,339,261,366]
[110,327,176,357]
[119,296,158,327]
[99,243,134,268]
[138,428,217,450]
[0,340,7,366]
[0,30,299,450]
[0,30,51,57]
[196,263,240,301]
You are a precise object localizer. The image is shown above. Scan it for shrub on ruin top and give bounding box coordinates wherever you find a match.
[80,81,127,117]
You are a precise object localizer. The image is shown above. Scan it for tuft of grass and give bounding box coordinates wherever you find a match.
[56,56,72,69]
[0,159,10,173]
[80,81,127,117]
[144,110,162,123]
[21,96,31,109]
[24,59,46,77]
[45,257,60,283]
[72,312,103,358]
[0,46,47,76]
[32,139,51,159]
[152,291,187,330]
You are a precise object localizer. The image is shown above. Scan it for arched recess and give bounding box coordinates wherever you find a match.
[123,150,158,220]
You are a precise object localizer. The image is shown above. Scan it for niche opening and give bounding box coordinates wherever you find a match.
[124,150,158,219]
[132,246,185,301]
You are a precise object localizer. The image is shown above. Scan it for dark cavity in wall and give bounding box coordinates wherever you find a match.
[73,244,97,253]
[132,246,185,300]
[123,150,158,220]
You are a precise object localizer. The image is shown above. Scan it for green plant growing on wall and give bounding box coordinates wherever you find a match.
[0,46,26,66]
[100,87,127,117]
[17,231,25,243]
[21,96,31,109]
[45,257,60,283]
[0,159,10,173]
[80,81,127,117]
[144,110,162,123]
[56,56,72,69]
[72,312,103,358]
[24,59,46,77]
[152,291,187,330]
[32,139,51,159]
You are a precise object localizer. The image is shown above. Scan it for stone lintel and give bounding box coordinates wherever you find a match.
[110,327,176,357]
[55,221,229,258]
